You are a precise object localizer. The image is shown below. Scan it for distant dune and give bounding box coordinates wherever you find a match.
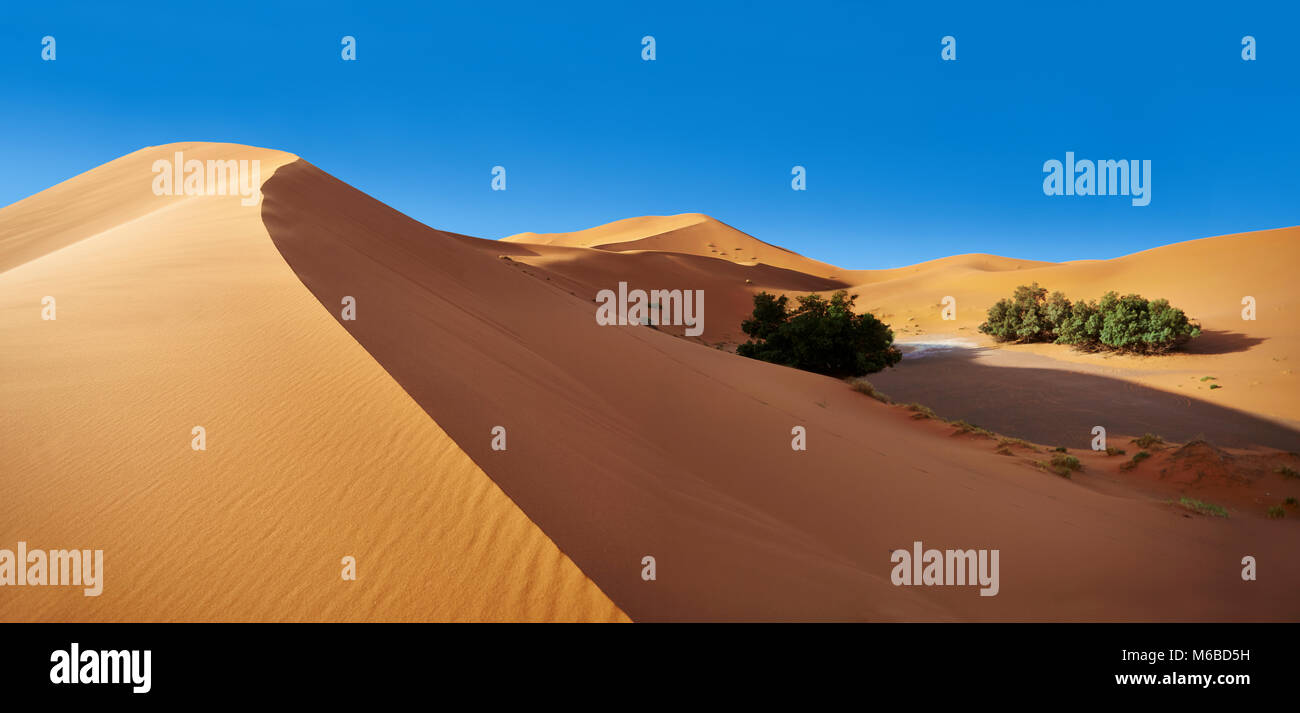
[3,142,1297,622]
[505,212,846,277]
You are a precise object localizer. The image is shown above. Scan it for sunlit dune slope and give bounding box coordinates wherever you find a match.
[0,143,626,622]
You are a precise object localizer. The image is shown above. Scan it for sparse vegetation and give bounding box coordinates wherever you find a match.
[1048,453,1082,477]
[738,290,902,377]
[1275,465,1299,479]
[1285,497,1298,506]
[906,403,936,420]
[1178,497,1229,518]
[1132,433,1164,449]
[1052,446,1068,453]
[978,283,1200,354]
[1105,446,1126,456]
[1121,451,1152,470]
[997,437,1037,452]
[950,420,994,438]
[1267,506,1285,519]
[850,378,892,403]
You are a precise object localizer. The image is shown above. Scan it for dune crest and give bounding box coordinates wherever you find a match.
[262,157,1300,621]
[5,143,1298,622]
[0,143,627,622]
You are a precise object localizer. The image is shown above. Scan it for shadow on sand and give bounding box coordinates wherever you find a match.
[868,346,1300,451]
[1183,330,1267,355]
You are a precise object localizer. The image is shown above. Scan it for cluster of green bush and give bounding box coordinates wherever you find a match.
[737,290,901,377]
[978,283,1200,354]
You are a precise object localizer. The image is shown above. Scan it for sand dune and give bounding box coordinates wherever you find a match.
[0,143,626,622]
[5,142,1297,622]
[506,215,1300,433]
[264,158,1300,621]
[837,227,1300,428]
[505,213,847,277]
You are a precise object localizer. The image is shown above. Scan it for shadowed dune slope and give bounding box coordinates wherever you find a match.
[0,143,626,622]
[263,159,1300,621]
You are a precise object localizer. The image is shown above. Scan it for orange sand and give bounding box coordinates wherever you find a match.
[0,143,626,622]
[3,143,1297,622]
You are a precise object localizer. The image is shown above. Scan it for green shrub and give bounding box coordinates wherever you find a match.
[998,437,1036,452]
[1285,497,1298,506]
[1121,451,1151,470]
[979,284,1199,354]
[1267,506,1285,519]
[1105,446,1126,456]
[738,291,902,377]
[1050,453,1082,476]
[1132,433,1164,449]
[906,403,936,420]
[950,420,994,437]
[978,283,1070,343]
[1178,497,1228,518]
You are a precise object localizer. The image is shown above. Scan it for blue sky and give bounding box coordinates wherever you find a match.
[1,0,1296,268]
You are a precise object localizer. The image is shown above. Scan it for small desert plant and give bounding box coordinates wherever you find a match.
[850,378,892,403]
[1132,433,1164,449]
[1052,446,1068,453]
[906,403,936,420]
[950,420,994,438]
[1178,497,1229,518]
[1105,446,1126,456]
[1275,465,1299,479]
[1284,497,1298,506]
[1121,451,1151,470]
[1266,506,1285,519]
[1048,453,1082,477]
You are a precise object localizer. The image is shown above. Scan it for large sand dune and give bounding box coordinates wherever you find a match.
[262,158,1300,621]
[3,142,1297,622]
[0,143,626,622]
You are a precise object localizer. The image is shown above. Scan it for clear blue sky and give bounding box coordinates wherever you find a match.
[1,0,1296,268]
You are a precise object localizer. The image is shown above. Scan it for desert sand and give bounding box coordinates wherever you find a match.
[3,142,1297,622]
[0,143,626,622]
